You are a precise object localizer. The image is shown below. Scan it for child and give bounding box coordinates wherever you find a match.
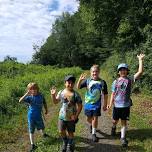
[108,53,145,147]
[77,65,108,142]
[50,75,82,152]
[19,82,48,152]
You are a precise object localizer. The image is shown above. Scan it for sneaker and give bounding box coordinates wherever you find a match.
[30,144,37,152]
[92,134,98,142]
[43,133,49,138]
[120,138,128,147]
[111,126,116,136]
[61,143,67,152]
[67,144,75,152]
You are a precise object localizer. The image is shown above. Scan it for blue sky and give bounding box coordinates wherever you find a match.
[0,0,79,63]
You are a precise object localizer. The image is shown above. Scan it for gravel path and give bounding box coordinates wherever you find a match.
[76,110,121,152]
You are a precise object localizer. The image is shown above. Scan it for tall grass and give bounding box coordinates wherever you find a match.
[0,61,83,149]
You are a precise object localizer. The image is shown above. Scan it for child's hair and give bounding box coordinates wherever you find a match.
[27,82,39,91]
[90,64,100,72]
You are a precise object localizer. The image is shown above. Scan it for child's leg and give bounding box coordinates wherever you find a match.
[36,118,49,137]
[67,131,75,152]
[111,107,120,136]
[111,119,119,136]
[120,107,130,147]
[120,107,130,139]
[120,120,128,147]
[67,132,74,145]
[60,130,67,144]
[66,121,76,152]
[28,120,37,151]
[28,119,35,145]
[58,120,68,152]
[39,129,49,137]
[87,116,92,124]
[92,116,98,134]
[29,133,34,145]
[120,120,127,139]
[87,116,93,132]
[91,116,99,142]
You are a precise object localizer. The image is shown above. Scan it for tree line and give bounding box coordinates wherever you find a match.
[32,0,152,86]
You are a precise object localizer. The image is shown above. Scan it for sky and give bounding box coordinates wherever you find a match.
[0,0,79,63]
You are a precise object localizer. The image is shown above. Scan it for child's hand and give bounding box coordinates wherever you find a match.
[71,115,77,121]
[137,53,145,60]
[25,90,30,96]
[50,86,56,95]
[103,105,107,111]
[79,73,87,81]
[107,104,111,110]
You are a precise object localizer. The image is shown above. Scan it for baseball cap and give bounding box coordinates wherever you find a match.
[117,63,129,71]
[64,75,76,82]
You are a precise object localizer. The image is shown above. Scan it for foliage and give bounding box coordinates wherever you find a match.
[0,62,82,145]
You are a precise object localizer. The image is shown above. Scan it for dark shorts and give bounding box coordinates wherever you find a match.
[113,107,130,120]
[58,119,75,133]
[84,108,101,117]
[28,118,45,134]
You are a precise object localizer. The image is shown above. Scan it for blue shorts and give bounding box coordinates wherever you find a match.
[84,108,101,117]
[28,117,45,134]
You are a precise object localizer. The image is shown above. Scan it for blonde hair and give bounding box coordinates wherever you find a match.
[27,82,39,91]
[90,64,100,72]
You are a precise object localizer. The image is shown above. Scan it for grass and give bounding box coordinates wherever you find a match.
[0,62,83,151]
[0,62,152,152]
[101,69,152,152]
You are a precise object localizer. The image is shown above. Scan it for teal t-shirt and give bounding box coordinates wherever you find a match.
[80,78,108,110]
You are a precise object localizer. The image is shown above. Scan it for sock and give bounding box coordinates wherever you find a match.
[92,127,96,135]
[29,133,34,145]
[121,126,127,139]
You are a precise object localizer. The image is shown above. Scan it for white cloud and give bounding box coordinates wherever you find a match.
[0,0,79,63]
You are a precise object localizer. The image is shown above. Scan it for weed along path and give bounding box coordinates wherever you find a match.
[75,110,121,152]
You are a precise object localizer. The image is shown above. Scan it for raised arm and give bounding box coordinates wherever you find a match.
[77,73,87,89]
[50,87,59,104]
[19,91,29,103]
[134,53,145,80]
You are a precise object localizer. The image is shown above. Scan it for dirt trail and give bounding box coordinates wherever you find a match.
[1,108,122,152]
[76,110,121,152]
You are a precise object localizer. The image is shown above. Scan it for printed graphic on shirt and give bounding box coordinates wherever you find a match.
[57,90,82,121]
[85,80,102,104]
[112,77,134,108]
